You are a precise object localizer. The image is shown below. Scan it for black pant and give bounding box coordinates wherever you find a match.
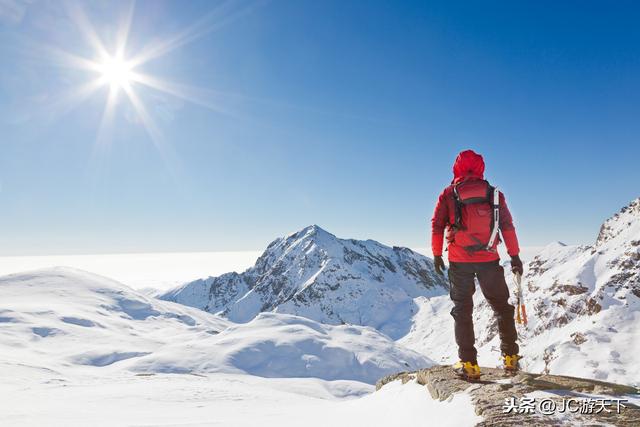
[448,260,519,363]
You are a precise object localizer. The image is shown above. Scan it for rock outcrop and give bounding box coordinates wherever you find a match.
[377,365,639,426]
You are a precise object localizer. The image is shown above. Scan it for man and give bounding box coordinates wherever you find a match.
[431,149,523,380]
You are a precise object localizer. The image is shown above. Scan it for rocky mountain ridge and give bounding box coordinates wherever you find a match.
[160,225,448,339]
[511,198,640,379]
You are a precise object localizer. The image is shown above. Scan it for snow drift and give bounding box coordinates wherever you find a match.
[130,312,432,383]
[0,267,432,384]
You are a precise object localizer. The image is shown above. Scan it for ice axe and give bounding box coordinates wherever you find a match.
[513,272,528,325]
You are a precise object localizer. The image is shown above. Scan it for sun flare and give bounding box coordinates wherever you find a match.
[49,0,252,158]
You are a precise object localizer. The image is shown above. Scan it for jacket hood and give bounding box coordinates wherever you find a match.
[452,150,485,183]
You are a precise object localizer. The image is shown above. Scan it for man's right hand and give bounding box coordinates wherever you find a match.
[434,255,446,275]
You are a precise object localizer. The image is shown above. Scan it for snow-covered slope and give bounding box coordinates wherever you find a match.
[130,313,431,384]
[0,267,432,385]
[402,198,640,386]
[160,225,448,339]
[1,371,480,427]
[0,267,229,377]
[511,198,640,385]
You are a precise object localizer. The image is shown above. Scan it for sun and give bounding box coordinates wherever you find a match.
[97,55,133,90]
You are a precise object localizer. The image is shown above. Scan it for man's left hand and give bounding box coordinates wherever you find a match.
[510,255,523,276]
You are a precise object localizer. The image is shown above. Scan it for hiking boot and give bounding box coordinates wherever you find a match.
[453,361,481,380]
[502,354,521,372]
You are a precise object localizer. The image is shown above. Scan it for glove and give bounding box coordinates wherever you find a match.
[434,255,446,276]
[510,255,523,276]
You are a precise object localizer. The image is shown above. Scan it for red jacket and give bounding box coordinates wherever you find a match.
[431,150,520,262]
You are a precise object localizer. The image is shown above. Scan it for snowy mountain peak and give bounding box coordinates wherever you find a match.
[161,226,448,338]
[596,197,640,247]
[539,240,568,253]
[268,224,339,259]
[289,224,335,240]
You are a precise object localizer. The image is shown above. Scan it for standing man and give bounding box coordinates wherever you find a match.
[431,149,523,380]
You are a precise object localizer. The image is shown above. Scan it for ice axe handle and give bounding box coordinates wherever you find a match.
[513,273,527,325]
[514,272,522,286]
[520,304,528,325]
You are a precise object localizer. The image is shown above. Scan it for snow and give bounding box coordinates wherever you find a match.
[0,267,431,385]
[516,304,640,385]
[129,312,433,383]
[0,267,230,378]
[0,373,481,427]
[398,295,458,364]
[506,201,640,386]
[0,267,479,426]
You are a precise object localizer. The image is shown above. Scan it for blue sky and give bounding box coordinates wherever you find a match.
[1,0,639,256]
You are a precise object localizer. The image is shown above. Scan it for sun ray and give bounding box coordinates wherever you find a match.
[121,82,179,174]
[64,0,110,60]
[115,1,135,59]
[128,71,234,115]
[85,84,119,178]
[44,78,104,120]
[95,85,120,148]
[128,0,258,68]
[45,45,102,72]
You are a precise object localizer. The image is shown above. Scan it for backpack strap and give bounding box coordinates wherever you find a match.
[452,184,464,230]
[485,186,500,250]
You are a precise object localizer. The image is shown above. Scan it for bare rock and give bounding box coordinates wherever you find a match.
[377,365,640,426]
